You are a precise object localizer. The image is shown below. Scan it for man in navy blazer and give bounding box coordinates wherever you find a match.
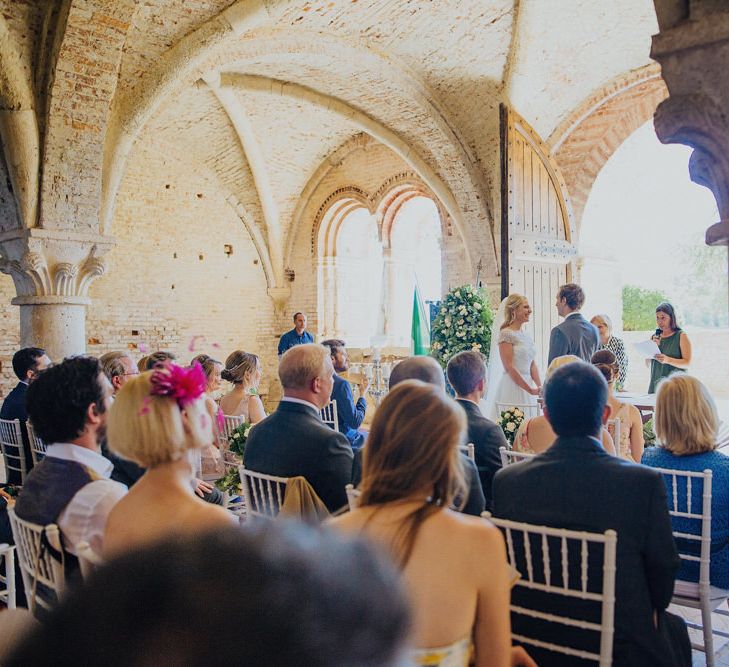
[321,339,368,451]
[245,344,353,513]
[547,283,599,364]
[0,347,51,484]
[493,362,688,666]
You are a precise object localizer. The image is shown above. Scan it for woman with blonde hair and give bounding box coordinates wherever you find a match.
[483,294,541,421]
[219,350,266,423]
[513,356,616,455]
[103,363,236,557]
[642,374,729,588]
[332,380,535,667]
[590,313,628,390]
[591,349,643,461]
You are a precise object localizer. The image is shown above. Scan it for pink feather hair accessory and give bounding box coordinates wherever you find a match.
[149,361,207,408]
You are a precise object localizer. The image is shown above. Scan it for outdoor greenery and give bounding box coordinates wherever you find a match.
[622,285,672,331]
[430,284,495,368]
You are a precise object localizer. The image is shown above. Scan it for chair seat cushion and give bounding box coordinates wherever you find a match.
[673,579,729,608]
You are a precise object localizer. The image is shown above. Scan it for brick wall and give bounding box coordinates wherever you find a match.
[86,138,279,400]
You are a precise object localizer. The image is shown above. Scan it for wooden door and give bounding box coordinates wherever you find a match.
[500,104,577,372]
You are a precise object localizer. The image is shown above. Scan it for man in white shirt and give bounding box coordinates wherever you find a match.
[15,356,127,558]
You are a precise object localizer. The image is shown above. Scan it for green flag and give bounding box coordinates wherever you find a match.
[411,282,430,356]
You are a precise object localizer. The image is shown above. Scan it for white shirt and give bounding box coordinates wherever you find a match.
[280,396,321,414]
[46,443,127,556]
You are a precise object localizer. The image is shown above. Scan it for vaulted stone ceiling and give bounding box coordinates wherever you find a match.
[0,0,659,290]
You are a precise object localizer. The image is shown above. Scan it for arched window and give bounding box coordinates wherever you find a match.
[388,196,442,347]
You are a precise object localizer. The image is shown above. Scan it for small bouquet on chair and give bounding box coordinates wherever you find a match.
[227,421,253,461]
[498,407,524,447]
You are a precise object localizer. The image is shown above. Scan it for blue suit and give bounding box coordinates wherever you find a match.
[331,373,367,450]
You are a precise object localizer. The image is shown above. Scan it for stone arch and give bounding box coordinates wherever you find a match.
[548,64,668,236]
[315,192,372,259]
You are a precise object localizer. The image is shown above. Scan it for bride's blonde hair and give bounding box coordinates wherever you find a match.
[500,293,528,330]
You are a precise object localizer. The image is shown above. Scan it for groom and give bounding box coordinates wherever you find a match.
[547,283,599,364]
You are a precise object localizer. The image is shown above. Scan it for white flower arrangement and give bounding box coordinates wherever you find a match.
[430,284,495,369]
[498,407,525,446]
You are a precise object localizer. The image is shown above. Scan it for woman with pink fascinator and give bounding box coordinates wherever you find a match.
[103,362,236,558]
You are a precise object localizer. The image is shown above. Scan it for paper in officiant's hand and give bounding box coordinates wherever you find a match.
[633,339,661,359]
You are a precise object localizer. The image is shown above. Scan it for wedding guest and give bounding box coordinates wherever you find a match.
[100,354,223,504]
[103,363,235,558]
[388,355,444,389]
[513,356,616,456]
[191,354,225,478]
[144,350,176,370]
[547,283,599,364]
[321,339,368,451]
[642,374,729,589]
[0,347,51,483]
[278,311,314,356]
[385,355,486,517]
[591,314,628,390]
[332,381,534,667]
[244,344,353,513]
[446,349,508,510]
[493,361,689,666]
[8,525,411,667]
[591,350,644,461]
[648,302,692,393]
[15,357,126,566]
[136,355,150,373]
[219,350,266,423]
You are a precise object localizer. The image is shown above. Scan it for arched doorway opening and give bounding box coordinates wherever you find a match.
[579,120,728,405]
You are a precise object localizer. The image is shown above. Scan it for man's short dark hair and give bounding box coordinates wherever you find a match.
[557,283,585,311]
[543,361,607,438]
[144,351,176,370]
[293,312,304,322]
[446,350,486,396]
[389,356,445,390]
[12,347,46,381]
[8,524,411,667]
[321,339,346,356]
[27,356,107,443]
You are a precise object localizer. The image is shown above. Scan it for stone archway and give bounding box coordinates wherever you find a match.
[548,65,668,237]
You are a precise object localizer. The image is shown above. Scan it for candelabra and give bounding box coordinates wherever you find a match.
[356,345,392,406]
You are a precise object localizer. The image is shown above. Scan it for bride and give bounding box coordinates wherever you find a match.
[483,294,542,421]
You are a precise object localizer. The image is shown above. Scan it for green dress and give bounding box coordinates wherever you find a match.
[648,329,685,393]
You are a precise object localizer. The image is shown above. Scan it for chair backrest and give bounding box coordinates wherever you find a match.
[320,400,338,430]
[7,508,65,615]
[653,466,712,589]
[0,419,28,484]
[221,414,245,441]
[499,446,536,467]
[0,543,16,609]
[239,465,290,519]
[458,442,475,461]
[483,512,617,666]
[75,540,104,581]
[496,402,541,419]
[26,422,47,465]
[606,418,621,450]
[345,483,360,511]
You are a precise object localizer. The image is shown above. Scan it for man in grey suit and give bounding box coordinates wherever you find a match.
[547,283,599,364]
[244,344,353,513]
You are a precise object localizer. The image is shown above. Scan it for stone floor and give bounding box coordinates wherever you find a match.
[673,603,729,666]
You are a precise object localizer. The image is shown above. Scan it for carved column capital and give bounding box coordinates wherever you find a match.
[0,229,114,304]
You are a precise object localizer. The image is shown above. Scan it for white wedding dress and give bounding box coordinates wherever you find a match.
[482,298,539,421]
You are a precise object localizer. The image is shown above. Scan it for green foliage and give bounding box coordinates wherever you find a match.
[498,407,526,447]
[622,285,672,331]
[215,467,240,494]
[430,284,495,368]
[643,418,656,448]
[228,421,252,459]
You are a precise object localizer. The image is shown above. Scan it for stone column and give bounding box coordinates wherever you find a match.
[651,1,729,308]
[0,229,112,361]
